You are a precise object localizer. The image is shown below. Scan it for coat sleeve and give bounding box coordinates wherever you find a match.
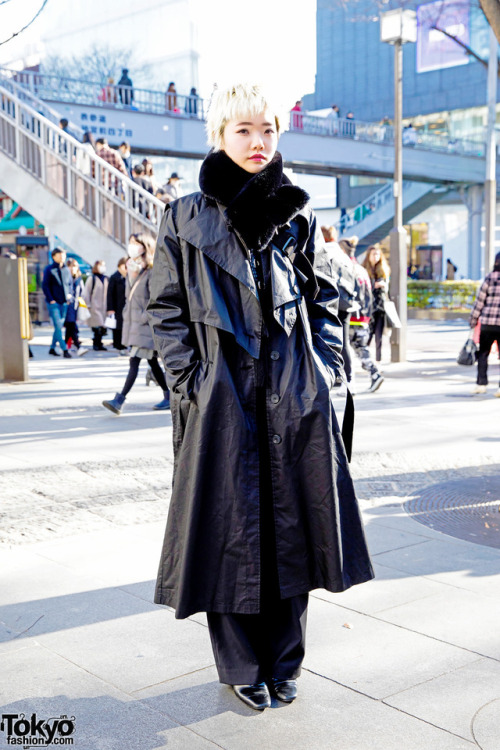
[470,277,489,327]
[303,213,344,383]
[106,275,115,310]
[41,266,54,304]
[147,206,201,399]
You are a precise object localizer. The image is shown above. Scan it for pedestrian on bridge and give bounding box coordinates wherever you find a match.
[102,233,169,414]
[117,68,134,106]
[148,82,373,712]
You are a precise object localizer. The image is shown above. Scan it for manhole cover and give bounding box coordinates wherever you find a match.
[404,475,500,549]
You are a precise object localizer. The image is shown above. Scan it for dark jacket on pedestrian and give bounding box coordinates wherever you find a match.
[107,270,126,327]
[65,277,84,323]
[147,150,374,620]
[42,261,73,305]
[470,270,500,328]
[122,268,155,348]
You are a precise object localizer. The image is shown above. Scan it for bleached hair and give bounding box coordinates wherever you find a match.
[206,83,282,151]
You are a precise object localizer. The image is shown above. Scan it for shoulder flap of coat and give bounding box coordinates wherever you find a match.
[176,200,257,296]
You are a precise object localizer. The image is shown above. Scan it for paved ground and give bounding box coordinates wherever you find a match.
[0,319,499,749]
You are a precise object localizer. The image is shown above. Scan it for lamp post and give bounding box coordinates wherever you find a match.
[380,8,417,363]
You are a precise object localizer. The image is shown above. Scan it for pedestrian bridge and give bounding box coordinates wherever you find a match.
[0,68,487,185]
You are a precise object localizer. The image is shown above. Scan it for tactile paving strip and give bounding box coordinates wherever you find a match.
[404,475,500,549]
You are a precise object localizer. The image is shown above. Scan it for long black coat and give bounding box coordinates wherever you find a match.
[148,194,374,619]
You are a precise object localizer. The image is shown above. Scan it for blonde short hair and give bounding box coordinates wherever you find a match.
[206,83,282,151]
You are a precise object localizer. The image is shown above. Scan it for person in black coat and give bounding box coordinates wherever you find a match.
[117,68,134,106]
[106,257,128,350]
[147,83,374,712]
[41,248,73,358]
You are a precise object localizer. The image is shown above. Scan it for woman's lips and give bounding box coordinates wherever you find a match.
[249,155,266,161]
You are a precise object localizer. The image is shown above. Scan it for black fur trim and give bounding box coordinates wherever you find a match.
[199,150,309,250]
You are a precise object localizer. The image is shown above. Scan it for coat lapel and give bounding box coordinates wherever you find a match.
[177,203,258,297]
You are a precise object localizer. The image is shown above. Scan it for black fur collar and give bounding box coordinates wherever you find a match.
[199,150,309,251]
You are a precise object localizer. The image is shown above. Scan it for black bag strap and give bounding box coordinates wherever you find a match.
[341,388,355,463]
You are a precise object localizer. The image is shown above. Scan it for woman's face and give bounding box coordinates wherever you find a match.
[222,110,278,174]
[370,248,381,265]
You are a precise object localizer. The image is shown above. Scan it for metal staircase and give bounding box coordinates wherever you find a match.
[337,181,449,246]
[0,82,164,267]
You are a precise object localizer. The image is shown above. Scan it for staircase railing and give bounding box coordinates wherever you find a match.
[0,83,164,247]
[336,181,401,235]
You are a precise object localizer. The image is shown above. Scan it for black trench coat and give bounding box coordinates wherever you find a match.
[148,193,374,619]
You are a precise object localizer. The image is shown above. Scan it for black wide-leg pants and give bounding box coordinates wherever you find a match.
[207,387,309,685]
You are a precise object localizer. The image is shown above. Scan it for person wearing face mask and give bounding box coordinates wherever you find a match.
[83,260,109,351]
[64,259,88,356]
[102,234,170,414]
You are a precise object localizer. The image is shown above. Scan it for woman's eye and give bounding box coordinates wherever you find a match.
[237,129,249,135]
[265,129,275,134]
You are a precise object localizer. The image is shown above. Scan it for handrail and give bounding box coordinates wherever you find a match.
[288,111,486,157]
[0,70,83,138]
[0,83,165,248]
[0,67,207,121]
[336,181,399,235]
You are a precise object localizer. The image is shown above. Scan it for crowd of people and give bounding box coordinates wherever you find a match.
[96,68,201,117]
[40,237,170,412]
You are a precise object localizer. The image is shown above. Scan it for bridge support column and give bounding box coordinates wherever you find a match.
[466,185,483,280]
[0,257,30,382]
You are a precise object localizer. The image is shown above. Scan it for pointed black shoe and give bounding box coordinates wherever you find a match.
[232,683,271,711]
[270,678,298,703]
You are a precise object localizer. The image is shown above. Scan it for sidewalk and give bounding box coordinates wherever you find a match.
[0,320,499,749]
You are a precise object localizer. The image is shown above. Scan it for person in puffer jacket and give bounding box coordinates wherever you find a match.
[470,251,500,396]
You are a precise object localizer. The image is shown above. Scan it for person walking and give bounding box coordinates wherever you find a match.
[64,259,88,356]
[162,172,182,202]
[102,234,170,414]
[185,86,199,117]
[83,260,109,351]
[147,83,374,711]
[338,236,384,393]
[41,248,73,358]
[363,244,390,362]
[470,252,500,396]
[117,68,134,106]
[321,225,357,389]
[106,257,128,351]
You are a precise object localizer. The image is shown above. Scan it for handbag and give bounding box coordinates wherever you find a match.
[384,299,402,329]
[105,313,117,329]
[457,336,477,366]
[77,297,91,322]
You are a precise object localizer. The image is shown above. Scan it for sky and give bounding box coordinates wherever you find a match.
[0,0,317,106]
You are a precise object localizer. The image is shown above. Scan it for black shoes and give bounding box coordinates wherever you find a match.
[48,348,60,356]
[232,683,271,711]
[63,350,72,359]
[270,678,298,703]
[232,679,298,709]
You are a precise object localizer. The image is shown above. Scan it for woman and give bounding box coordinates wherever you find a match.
[470,251,500,396]
[102,233,169,414]
[165,82,177,112]
[363,244,390,362]
[64,259,87,356]
[83,260,109,350]
[147,83,374,711]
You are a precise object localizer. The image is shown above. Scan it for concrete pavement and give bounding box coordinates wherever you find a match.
[0,319,499,749]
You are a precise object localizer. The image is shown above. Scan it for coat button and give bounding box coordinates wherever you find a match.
[272,434,282,444]
[270,350,280,360]
[270,394,280,404]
